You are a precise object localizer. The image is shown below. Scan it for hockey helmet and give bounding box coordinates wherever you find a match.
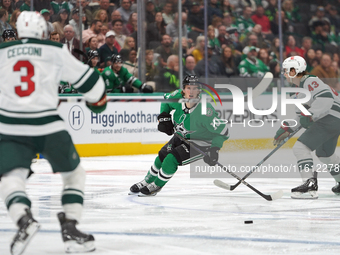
[282,56,307,78]
[182,75,200,88]
[16,11,48,40]
[2,29,16,41]
[110,54,123,64]
[87,50,99,67]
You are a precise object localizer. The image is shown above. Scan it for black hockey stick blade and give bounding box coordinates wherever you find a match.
[213,179,283,201]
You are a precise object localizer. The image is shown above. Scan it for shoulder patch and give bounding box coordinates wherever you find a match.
[105,70,111,76]
[206,107,213,117]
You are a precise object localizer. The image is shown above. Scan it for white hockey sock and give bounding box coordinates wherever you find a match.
[319,153,340,182]
[293,141,315,181]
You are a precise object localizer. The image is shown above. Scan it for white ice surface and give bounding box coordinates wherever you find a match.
[1,148,340,255]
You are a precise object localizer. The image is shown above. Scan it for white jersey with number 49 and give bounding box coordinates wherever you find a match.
[0,39,105,136]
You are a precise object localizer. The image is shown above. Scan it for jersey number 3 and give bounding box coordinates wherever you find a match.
[14,60,35,97]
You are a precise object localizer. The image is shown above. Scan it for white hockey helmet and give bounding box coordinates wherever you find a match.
[282,56,307,78]
[16,11,48,40]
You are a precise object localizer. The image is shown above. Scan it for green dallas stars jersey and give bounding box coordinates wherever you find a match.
[101,66,142,93]
[238,57,269,78]
[162,89,229,148]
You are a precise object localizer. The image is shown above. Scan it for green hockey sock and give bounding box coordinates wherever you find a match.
[145,156,162,183]
[154,154,179,187]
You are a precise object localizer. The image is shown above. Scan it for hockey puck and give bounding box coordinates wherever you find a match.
[244,220,253,224]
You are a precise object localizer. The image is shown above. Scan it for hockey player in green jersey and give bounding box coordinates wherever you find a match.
[101,54,154,93]
[129,75,229,196]
[273,56,340,199]
[238,46,269,78]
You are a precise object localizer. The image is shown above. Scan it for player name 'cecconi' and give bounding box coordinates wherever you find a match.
[7,47,42,59]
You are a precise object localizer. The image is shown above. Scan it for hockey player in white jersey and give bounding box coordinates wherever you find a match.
[273,56,340,199]
[0,12,107,255]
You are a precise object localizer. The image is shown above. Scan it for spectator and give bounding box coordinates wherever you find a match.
[315,49,323,62]
[192,35,205,64]
[40,9,54,36]
[145,49,158,81]
[0,9,11,43]
[218,46,239,77]
[331,60,340,90]
[309,6,330,32]
[111,19,126,48]
[94,8,108,26]
[269,59,281,79]
[69,9,85,40]
[211,16,222,37]
[208,0,223,23]
[51,0,70,18]
[270,11,289,36]
[333,53,340,67]
[34,0,51,12]
[82,19,105,48]
[97,0,114,22]
[172,37,195,60]
[251,24,270,48]
[1,0,13,20]
[235,6,255,35]
[147,11,166,49]
[238,46,269,77]
[310,21,330,51]
[162,1,173,25]
[20,0,34,12]
[217,24,237,51]
[9,9,20,33]
[305,48,317,72]
[61,25,84,60]
[282,0,301,23]
[311,53,337,88]
[98,30,119,67]
[183,55,197,76]
[50,31,60,42]
[155,34,175,69]
[301,36,312,56]
[14,0,24,10]
[221,0,234,16]
[125,12,137,35]
[52,9,69,40]
[207,25,221,55]
[265,0,277,22]
[119,36,136,61]
[269,37,280,60]
[75,0,92,28]
[194,44,222,78]
[117,0,133,24]
[251,5,272,35]
[146,0,156,24]
[166,12,188,43]
[85,36,99,54]
[285,35,304,57]
[187,2,204,42]
[122,49,138,77]
[240,0,256,11]
[157,54,180,92]
[258,48,270,66]
[327,5,340,34]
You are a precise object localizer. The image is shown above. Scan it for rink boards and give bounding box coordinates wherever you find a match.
[57,94,328,157]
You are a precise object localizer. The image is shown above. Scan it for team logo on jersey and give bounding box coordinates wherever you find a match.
[68,105,85,131]
[175,122,195,138]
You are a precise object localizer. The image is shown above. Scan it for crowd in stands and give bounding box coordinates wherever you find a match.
[1,0,340,93]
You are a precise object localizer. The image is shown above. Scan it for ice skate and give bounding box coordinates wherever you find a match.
[291,178,318,199]
[10,208,40,255]
[332,182,340,195]
[57,212,95,253]
[139,182,162,197]
[129,179,148,195]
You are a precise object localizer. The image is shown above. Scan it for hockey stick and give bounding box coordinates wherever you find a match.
[214,126,303,191]
[174,133,283,201]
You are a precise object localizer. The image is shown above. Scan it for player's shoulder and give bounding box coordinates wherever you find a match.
[204,102,218,117]
[0,38,63,50]
[164,89,183,100]
[301,75,326,88]
[102,66,113,76]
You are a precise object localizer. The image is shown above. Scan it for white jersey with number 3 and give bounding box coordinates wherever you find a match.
[0,38,105,136]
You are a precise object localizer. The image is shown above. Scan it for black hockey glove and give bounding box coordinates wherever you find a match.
[203,147,219,166]
[140,83,154,93]
[120,86,134,93]
[157,112,174,135]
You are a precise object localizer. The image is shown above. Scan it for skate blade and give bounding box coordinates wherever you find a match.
[11,222,40,255]
[128,191,140,195]
[138,192,158,197]
[291,191,318,199]
[64,240,95,253]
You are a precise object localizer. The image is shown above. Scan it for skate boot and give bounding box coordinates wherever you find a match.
[57,212,95,253]
[11,208,40,255]
[139,182,162,197]
[331,182,340,195]
[129,179,148,195]
[291,178,318,199]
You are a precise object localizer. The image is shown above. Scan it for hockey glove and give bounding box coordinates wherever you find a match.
[157,112,174,135]
[273,121,293,146]
[203,147,219,166]
[300,112,313,129]
[141,83,154,93]
[86,92,107,113]
[120,86,134,93]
